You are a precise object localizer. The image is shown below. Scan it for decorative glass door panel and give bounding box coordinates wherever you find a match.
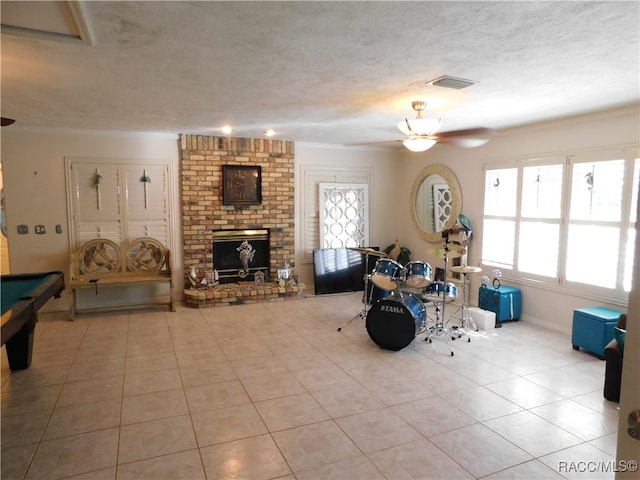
[319,183,368,249]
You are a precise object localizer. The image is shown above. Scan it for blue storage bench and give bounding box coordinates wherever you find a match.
[478,285,522,326]
[572,307,622,358]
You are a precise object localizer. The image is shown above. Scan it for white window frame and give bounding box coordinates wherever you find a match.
[481,146,639,305]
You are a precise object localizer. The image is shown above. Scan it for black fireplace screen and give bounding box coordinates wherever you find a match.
[212,229,270,283]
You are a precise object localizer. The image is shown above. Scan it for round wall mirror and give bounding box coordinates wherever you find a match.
[410,164,462,243]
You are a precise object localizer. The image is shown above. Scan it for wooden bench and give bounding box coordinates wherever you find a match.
[69,237,174,318]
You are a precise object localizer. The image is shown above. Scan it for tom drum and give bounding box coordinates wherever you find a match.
[370,258,404,291]
[404,261,432,289]
[423,281,458,303]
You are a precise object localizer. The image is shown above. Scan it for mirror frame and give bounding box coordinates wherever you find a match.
[410,164,462,243]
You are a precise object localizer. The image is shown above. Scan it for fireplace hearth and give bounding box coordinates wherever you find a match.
[212,229,270,284]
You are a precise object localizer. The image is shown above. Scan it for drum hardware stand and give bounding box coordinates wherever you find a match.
[423,231,455,356]
[448,273,474,342]
[337,249,378,332]
[423,299,455,356]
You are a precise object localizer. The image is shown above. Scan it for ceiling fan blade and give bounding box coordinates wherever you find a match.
[434,127,495,147]
[1,117,16,127]
[347,139,405,146]
[435,127,495,139]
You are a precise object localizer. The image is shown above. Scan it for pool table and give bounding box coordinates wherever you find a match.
[1,271,65,370]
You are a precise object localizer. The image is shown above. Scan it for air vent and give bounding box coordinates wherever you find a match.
[427,75,476,89]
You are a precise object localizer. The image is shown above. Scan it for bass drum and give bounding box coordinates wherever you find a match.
[366,292,426,351]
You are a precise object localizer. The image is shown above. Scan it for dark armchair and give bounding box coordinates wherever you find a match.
[603,313,626,402]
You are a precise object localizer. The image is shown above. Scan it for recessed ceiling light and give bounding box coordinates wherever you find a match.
[265,129,276,137]
[221,125,233,135]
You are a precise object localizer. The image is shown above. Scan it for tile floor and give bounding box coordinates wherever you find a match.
[1,292,620,479]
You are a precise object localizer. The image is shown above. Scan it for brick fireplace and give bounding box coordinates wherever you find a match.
[180,134,297,306]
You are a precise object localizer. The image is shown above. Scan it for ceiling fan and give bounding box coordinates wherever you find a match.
[372,100,493,152]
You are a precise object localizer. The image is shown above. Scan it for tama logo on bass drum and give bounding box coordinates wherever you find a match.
[380,304,405,314]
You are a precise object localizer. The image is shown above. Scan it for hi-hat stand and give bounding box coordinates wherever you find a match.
[448,265,481,342]
[337,248,385,331]
[423,231,458,356]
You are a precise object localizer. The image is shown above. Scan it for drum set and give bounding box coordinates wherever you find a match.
[339,235,482,356]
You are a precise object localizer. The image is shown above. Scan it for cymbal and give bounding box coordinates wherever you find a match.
[428,244,467,259]
[349,247,388,257]
[450,265,482,274]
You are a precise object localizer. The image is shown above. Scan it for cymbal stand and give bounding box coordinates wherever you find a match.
[448,272,477,342]
[424,233,454,356]
[337,252,374,332]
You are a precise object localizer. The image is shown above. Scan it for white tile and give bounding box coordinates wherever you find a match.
[0,295,622,479]
[431,423,532,478]
[483,410,583,457]
[271,420,361,473]
[255,392,330,431]
[530,399,619,441]
[200,434,291,479]
[118,415,197,464]
[25,428,119,479]
[335,408,424,453]
[368,437,474,479]
[116,450,205,480]
[538,442,616,479]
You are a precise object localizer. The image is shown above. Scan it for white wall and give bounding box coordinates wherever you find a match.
[0,129,180,312]
[396,105,640,332]
[2,105,637,327]
[294,143,399,288]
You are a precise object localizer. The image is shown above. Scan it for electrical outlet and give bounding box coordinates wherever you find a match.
[35,225,46,234]
[17,224,28,234]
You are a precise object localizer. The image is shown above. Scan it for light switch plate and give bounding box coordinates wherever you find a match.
[55,224,63,234]
[17,225,28,234]
[35,225,46,234]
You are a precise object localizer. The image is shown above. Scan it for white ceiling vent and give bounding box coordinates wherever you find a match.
[427,75,476,89]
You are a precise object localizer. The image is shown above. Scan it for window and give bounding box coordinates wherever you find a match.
[299,165,372,263]
[481,147,639,302]
[319,183,369,249]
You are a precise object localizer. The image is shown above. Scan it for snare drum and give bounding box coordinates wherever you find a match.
[366,292,426,351]
[423,281,458,302]
[370,258,403,291]
[404,261,432,289]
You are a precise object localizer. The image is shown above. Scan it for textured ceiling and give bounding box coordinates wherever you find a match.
[1,1,639,146]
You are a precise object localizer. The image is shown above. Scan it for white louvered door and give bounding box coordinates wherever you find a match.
[66,158,171,265]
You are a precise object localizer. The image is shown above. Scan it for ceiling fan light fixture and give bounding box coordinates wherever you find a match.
[397,117,442,136]
[403,137,437,152]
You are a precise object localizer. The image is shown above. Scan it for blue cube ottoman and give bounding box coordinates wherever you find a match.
[572,307,623,358]
[478,285,522,326]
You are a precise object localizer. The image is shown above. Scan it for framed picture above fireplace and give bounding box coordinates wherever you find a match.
[222,165,262,205]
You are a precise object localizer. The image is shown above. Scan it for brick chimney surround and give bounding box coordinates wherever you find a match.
[180,134,299,307]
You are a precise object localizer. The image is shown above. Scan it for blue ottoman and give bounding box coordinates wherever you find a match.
[572,307,622,358]
[478,285,522,326]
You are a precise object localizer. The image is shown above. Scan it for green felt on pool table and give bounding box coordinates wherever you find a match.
[1,273,62,315]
